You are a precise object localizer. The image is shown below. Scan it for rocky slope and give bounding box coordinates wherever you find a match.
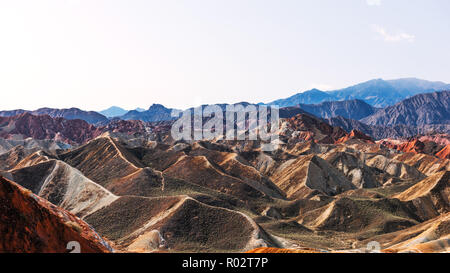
[0,113,103,144]
[327,115,450,140]
[0,107,449,253]
[0,176,112,253]
[0,113,171,145]
[361,91,450,127]
[297,99,377,120]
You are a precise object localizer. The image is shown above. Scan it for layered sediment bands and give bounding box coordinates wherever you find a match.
[436,145,450,159]
[320,150,381,188]
[394,171,449,221]
[0,107,449,253]
[365,154,425,181]
[392,153,450,176]
[336,130,374,144]
[59,137,144,188]
[8,160,118,218]
[0,145,38,171]
[297,197,418,234]
[85,196,276,252]
[271,154,355,199]
[0,113,103,144]
[163,155,269,200]
[283,114,347,144]
[356,213,450,253]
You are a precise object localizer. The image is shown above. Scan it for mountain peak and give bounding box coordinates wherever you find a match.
[308,88,323,92]
[148,104,169,111]
[100,106,128,118]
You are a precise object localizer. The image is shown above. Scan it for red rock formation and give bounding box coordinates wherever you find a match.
[286,114,347,144]
[336,130,375,144]
[103,119,148,134]
[0,113,176,145]
[436,145,450,159]
[379,137,447,159]
[247,247,320,253]
[397,139,425,154]
[0,176,111,253]
[0,113,103,144]
[418,134,450,146]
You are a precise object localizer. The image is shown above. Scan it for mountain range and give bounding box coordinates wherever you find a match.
[1,111,448,253]
[268,78,450,108]
[361,91,450,126]
[0,77,449,253]
[0,91,449,142]
[287,99,378,120]
[1,78,448,131]
[0,107,109,125]
[119,104,176,122]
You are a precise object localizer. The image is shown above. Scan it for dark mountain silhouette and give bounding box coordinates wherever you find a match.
[297,99,377,120]
[326,116,450,140]
[120,104,175,122]
[361,91,450,127]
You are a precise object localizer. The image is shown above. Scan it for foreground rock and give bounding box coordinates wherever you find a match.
[394,171,449,221]
[357,213,450,253]
[0,176,111,253]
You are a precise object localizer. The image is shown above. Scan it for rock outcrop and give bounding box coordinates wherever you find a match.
[0,176,112,253]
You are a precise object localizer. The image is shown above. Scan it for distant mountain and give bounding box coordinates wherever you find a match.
[0,108,108,125]
[0,113,103,144]
[327,116,450,140]
[361,91,450,127]
[268,78,450,108]
[120,104,175,122]
[386,78,450,95]
[331,79,404,107]
[297,99,378,120]
[100,106,147,118]
[326,116,417,140]
[99,106,128,118]
[270,89,334,107]
[0,109,27,117]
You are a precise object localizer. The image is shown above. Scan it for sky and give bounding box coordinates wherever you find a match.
[0,0,449,111]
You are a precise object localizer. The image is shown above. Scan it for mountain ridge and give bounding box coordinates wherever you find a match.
[0,107,108,125]
[361,91,450,127]
[268,78,450,108]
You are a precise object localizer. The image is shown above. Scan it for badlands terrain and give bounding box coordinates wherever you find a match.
[0,88,449,253]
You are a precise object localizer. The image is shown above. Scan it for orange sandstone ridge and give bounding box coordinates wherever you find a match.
[336,130,374,144]
[436,145,450,159]
[0,176,112,253]
[247,247,321,253]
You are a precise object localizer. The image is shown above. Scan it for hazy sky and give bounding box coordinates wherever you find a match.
[0,0,449,111]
